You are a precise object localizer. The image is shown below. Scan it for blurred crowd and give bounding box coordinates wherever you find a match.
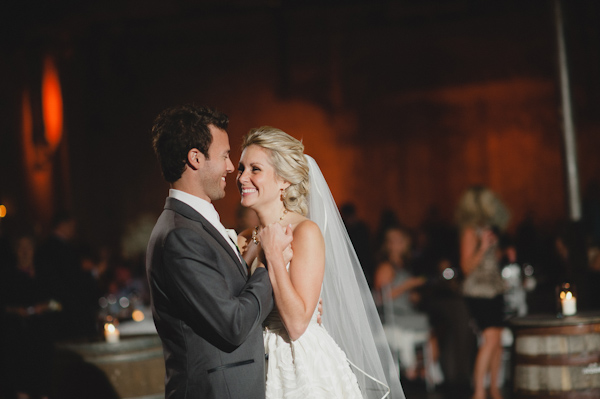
[1,186,600,399]
[0,212,149,399]
[340,186,600,398]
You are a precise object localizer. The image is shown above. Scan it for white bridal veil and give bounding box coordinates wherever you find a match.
[306,155,405,399]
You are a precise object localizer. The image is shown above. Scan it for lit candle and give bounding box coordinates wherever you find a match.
[561,291,577,316]
[104,322,120,343]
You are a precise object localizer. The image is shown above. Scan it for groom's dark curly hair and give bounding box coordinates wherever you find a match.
[151,104,229,183]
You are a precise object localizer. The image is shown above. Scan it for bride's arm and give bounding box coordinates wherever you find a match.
[262,220,325,341]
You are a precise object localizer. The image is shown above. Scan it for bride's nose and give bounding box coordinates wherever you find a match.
[237,168,248,183]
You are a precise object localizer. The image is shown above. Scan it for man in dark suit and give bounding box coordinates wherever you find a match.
[147,105,289,399]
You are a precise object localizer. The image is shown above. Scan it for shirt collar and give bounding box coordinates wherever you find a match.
[169,189,221,227]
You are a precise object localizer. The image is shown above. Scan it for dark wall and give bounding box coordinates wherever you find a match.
[1,0,599,253]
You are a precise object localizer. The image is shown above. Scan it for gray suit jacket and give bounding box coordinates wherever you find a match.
[146,197,273,399]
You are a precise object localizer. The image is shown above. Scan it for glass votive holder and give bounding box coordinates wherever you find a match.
[104,322,120,343]
[557,282,577,317]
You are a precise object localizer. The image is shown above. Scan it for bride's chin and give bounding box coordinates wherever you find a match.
[240,199,256,209]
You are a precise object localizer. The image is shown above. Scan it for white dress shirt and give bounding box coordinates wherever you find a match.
[169,189,242,263]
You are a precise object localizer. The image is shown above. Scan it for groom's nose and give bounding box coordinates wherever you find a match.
[226,157,234,173]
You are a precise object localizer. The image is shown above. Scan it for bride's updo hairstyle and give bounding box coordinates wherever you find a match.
[241,127,310,216]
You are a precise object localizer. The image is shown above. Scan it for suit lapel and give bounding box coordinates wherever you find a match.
[165,198,248,279]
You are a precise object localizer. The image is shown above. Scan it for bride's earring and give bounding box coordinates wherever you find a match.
[280,188,286,201]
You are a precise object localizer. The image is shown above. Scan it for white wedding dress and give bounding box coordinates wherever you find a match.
[260,155,404,399]
[263,264,362,398]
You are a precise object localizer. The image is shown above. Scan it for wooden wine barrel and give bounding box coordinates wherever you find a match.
[54,335,165,399]
[509,312,600,399]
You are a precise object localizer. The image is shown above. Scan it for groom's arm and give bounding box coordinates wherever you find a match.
[162,227,273,350]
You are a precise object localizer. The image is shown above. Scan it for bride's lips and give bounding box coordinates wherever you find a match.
[240,187,257,196]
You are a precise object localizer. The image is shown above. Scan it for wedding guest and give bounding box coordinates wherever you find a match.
[2,233,56,399]
[374,208,402,250]
[341,202,375,288]
[588,245,600,310]
[35,211,80,339]
[72,245,107,337]
[374,225,430,381]
[455,186,509,399]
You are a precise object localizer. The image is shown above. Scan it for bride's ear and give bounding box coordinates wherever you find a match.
[278,180,291,191]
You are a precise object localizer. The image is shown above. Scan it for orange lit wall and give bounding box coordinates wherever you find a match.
[352,77,566,232]
[20,56,64,226]
[21,89,54,225]
[217,77,569,235]
[42,56,63,152]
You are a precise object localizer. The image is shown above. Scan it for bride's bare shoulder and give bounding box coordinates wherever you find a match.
[292,218,323,243]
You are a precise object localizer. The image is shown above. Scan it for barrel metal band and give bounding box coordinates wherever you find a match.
[513,388,600,399]
[514,323,600,336]
[515,351,600,366]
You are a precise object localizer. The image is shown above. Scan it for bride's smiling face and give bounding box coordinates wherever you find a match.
[237,145,288,210]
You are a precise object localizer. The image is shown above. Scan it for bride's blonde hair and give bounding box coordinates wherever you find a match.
[241,127,310,216]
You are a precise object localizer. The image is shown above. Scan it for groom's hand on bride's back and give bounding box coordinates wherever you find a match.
[317,298,323,325]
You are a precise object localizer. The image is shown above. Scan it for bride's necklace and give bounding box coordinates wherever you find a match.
[252,209,288,245]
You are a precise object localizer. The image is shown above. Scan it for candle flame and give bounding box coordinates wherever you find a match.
[105,323,116,333]
[565,291,572,300]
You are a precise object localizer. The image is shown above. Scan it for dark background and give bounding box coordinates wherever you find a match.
[1,0,599,257]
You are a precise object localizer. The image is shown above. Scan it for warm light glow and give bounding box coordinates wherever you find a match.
[21,89,53,224]
[104,322,120,343]
[560,291,566,300]
[0,205,6,218]
[565,291,572,300]
[21,90,33,142]
[42,56,63,151]
[132,309,145,322]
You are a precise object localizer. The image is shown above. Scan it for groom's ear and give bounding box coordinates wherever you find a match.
[187,148,204,170]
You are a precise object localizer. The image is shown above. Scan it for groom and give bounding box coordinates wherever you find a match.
[146,104,290,399]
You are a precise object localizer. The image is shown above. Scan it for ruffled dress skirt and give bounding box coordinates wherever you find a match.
[264,308,362,399]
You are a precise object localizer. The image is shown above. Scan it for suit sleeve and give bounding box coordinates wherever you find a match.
[162,227,273,348]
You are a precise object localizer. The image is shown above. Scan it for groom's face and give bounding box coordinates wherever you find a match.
[200,125,234,202]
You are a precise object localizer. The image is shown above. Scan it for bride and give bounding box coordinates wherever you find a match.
[235,126,405,399]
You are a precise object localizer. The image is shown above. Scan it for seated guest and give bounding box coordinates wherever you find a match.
[374,225,431,380]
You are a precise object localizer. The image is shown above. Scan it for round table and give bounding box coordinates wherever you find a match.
[53,335,165,399]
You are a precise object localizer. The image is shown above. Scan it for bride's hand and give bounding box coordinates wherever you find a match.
[260,223,293,260]
[282,244,293,265]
